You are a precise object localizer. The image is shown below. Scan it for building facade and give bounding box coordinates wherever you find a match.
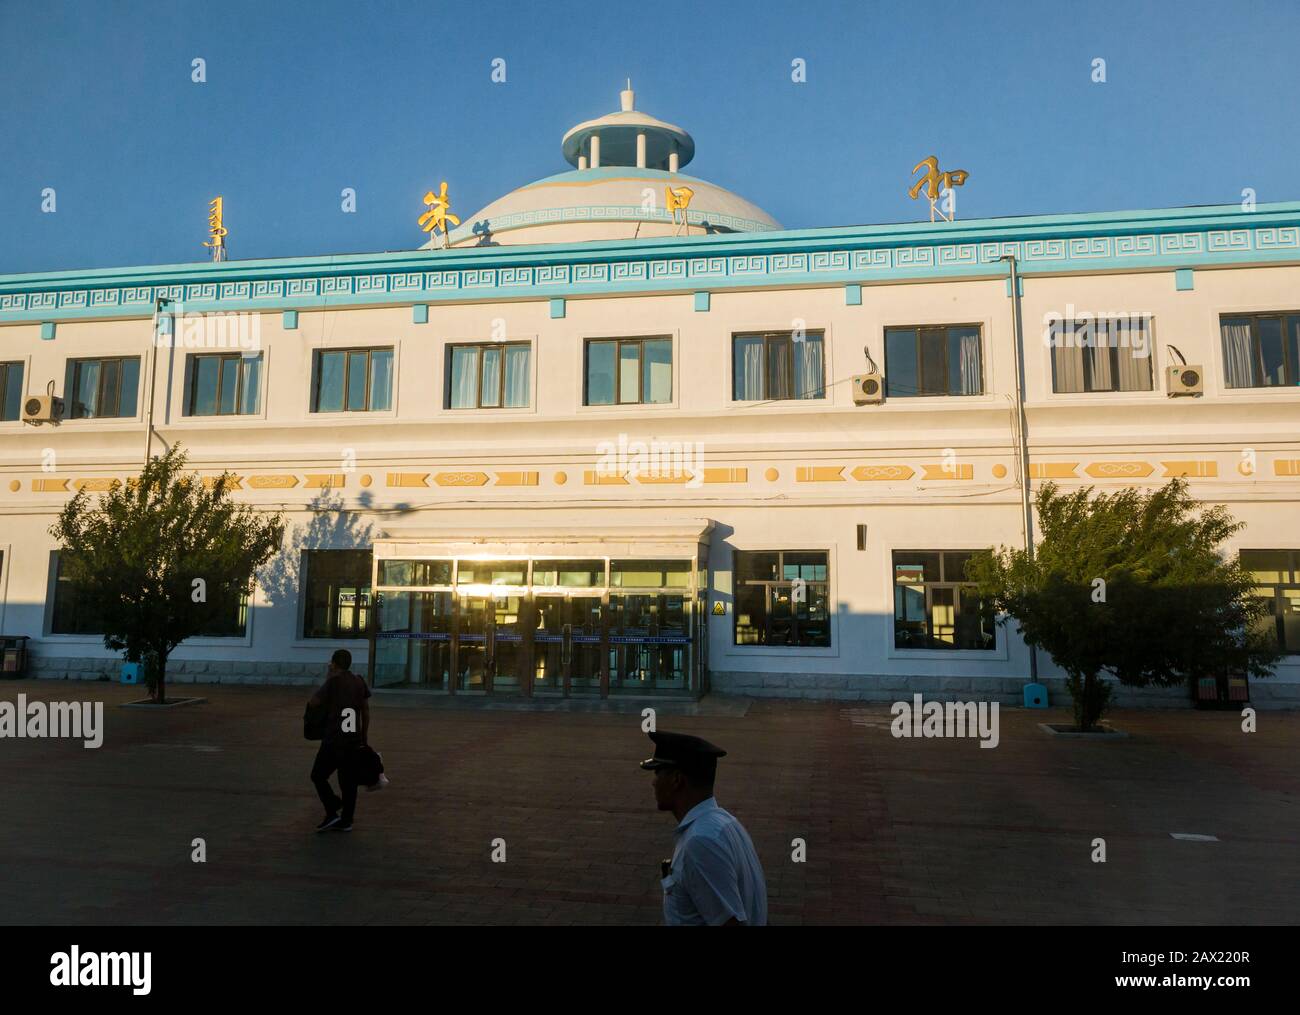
[2,90,1299,705]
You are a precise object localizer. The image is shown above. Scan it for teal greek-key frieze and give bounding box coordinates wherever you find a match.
[3,204,1300,325]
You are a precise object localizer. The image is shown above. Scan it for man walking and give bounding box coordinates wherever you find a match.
[308,649,371,832]
[640,730,767,925]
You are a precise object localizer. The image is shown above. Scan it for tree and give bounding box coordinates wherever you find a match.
[966,479,1279,730]
[49,444,285,704]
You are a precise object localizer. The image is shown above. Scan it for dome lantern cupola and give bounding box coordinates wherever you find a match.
[560,82,695,173]
[437,85,779,248]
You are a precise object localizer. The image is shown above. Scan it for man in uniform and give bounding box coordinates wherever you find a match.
[640,730,767,925]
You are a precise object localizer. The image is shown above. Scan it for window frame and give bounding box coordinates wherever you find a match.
[184,352,263,417]
[65,356,142,420]
[883,323,985,398]
[730,329,827,402]
[445,341,532,410]
[1240,548,1300,656]
[731,549,832,648]
[1218,312,1300,389]
[1047,317,1156,394]
[310,346,394,414]
[46,550,249,639]
[890,549,998,653]
[0,360,25,422]
[583,335,673,406]
[302,549,373,640]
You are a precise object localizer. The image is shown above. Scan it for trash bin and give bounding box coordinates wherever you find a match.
[1194,674,1249,709]
[1,636,30,678]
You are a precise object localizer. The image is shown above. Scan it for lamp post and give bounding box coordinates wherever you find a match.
[1000,254,1038,682]
[143,297,173,468]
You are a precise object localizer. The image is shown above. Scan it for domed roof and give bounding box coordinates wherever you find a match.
[447,167,780,247]
[436,86,780,248]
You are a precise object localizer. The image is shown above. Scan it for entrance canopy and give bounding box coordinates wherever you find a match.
[372,519,715,562]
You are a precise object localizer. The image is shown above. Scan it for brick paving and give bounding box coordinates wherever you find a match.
[2,679,1297,925]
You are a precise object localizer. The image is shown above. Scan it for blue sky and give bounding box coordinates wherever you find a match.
[2,0,1298,274]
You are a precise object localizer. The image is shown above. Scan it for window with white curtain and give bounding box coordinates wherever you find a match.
[1220,313,1300,388]
[1048,317,1153,393]
[584,337,672,405]
[731,331,825,401]
[311,347,393,412]
[65,356,142,418]
[884,325,983,396]
[446,342,530,408]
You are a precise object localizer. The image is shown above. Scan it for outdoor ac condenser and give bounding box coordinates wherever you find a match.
[851,372,885,405]
[21,393,63,424]
[1166,364,1204,396]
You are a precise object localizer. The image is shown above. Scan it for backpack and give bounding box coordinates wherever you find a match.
[303,699,328,741]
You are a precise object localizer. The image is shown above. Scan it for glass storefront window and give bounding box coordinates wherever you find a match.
[369,552,701,696]
[891,550,995,650]
[456,560,527,586]
[611,559,691,588]
[531,559,605,587]
[733,550,831,647]
[1241,549,1300,655]
[377,559,453,587]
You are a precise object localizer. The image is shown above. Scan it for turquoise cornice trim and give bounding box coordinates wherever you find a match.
[2,203,1298,325]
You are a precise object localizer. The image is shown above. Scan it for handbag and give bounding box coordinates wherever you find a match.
[353,744,385,787]
[303,700,327,741]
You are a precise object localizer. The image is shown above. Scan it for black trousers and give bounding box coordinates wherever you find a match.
[311,743,359,822]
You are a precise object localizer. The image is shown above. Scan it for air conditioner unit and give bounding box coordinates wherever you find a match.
[22,394,64,424]
[851,372,885,405]
[1167,364,1204,396]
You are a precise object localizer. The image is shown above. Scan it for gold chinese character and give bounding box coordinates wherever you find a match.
[666,185,694,234]
[419,182,460,247]
[909,157,968,222]
[203,196,228,259]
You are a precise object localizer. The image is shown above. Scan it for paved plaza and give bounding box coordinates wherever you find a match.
[2,679,1297,925]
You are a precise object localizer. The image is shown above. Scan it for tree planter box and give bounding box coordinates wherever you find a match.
[1038,722,1128,739]
[121,697,207,709]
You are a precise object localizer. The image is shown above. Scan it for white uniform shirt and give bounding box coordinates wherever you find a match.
[662,797,767,926]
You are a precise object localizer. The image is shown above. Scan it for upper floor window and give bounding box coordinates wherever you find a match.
[1049,317,1153,393]
[733,550,830,646]
[312,347,393,412]
[733,331,825,401]
[185,353,262,416]
[884,325,983,397]
[65,357,140,419]
[1241,550,1300,655]
[447,342,530,409]
[585,337,672,405]
[1221,313,1300,388]
[893,550,996,650]
[0,361,23,421]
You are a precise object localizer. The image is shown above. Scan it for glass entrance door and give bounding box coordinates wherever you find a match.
[489,593,526,695]
[373,590,452,689]
[608,591,691,692]
[534,595,604,696]
[372,552,702,698]
[455,593,526,694]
